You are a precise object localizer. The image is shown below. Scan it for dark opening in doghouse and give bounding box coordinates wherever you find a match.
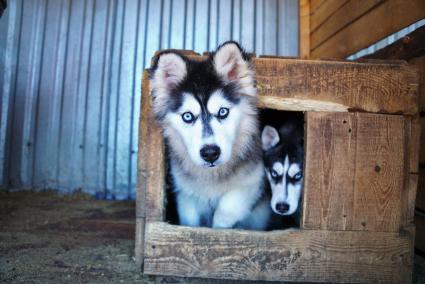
[164,109,305,230]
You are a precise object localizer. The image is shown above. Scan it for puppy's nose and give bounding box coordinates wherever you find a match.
[275,202,289,214]
[200,145,221,163]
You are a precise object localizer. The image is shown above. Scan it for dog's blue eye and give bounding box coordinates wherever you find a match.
[293,172,303,181]
[217,107,229,119]
[182,112,195,123]
[271,170,279,178]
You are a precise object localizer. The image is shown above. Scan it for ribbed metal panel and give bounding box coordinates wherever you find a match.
[347,19,425,60]
[0,0,299,199]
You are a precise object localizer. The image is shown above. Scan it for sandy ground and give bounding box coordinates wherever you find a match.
[0,190,424,283]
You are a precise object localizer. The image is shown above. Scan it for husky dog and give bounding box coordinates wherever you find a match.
[149,42,269,230]
[261,114,304,225]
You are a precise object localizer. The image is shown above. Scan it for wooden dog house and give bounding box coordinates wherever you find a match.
[135,53,419,283]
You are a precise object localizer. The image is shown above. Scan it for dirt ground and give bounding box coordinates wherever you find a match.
[0,190,424,284]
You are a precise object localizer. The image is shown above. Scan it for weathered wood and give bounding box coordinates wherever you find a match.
[303,112,407,232]
[299,0,310,59]
[410,57,425,113]
[311,0,425,59]
[135,217,145,269]
[143,222,413,283]
[353,113,405,232]
[138,71,166,221]
[254,58,418,115]
[311,0,384,51]
[303,112,356,230]
[363,26,425,61]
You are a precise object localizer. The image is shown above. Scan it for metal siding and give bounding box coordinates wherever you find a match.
[0,0,299,198]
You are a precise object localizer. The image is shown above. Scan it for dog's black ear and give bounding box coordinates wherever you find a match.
[151,52,187,95]
[262,126,280,151]
[213,42,255,96]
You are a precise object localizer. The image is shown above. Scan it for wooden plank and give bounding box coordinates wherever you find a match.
[353,113,405,232]
[135,217,145,269]
[138,70,166,221]
[415,211,425,252]
[409,57,425,113]
[311,0,425,59]
[310,0,349,33]
[254,58,418,115]
[311,0,384,50]
[143,222,413,283]
[299,0,310,59]
[363,26,425,61]
[303,112,356,230]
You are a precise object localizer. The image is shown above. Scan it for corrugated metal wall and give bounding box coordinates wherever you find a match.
[0,0,299,199]
[347,19,425,60]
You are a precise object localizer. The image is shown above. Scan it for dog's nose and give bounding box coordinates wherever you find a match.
[200,145,221,163]
[275,202,289,214]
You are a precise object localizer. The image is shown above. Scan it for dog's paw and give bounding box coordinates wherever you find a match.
[212,213,238,229]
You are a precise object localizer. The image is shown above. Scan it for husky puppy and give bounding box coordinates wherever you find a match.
[149,42,268,230]
[261,114,304,226]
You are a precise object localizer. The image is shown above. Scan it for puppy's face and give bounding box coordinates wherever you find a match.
[262,126,304,216]
[150,42,257,168]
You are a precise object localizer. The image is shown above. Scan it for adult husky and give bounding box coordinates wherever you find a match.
[150,42,269,230]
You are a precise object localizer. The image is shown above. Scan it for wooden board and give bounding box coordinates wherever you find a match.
[421,117,425,165]
[311,0,384,50]
[303,112,407,232]
[352,113,405,231]
[303,112,356,230]
[137,71,166,221]
[310,0,349,33]
[143,222,413,283]
[311,0,425,59]
[254,58,418,115]
[410,57,425,113]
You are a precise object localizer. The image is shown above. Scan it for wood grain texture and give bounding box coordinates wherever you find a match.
[299,0,310,59]
[303,112,356,230]
[353,113,405,232]
[143,222,413,283]
[135,217,145,268]
[310,0,349,32]
[311,0,384,50]
[311,0,425,59]
[254,58,418,115]
[138,71,166,221]
[421,117,425,165]
[410,57,425,113]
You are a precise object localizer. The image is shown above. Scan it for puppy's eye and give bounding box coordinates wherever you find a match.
[270,170,279,179]
[217,107,229,119]
[182,112,195,123]
[293,172,303,181]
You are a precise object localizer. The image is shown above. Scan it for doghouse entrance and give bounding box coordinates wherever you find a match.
[164,109,305,231]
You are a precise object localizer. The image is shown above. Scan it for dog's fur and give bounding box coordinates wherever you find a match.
[150,42,269,230]
[261,113,304,226]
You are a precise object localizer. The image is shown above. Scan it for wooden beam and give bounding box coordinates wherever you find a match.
[299,0,310,59]
[417,169,425,212]
[311,0,425,59]
[410,56,425,113]
[254,58,418,115]
[143,222,413,283]
[138,71,166,221]
[310,0,349,33]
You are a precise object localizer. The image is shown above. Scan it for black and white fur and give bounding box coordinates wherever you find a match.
[150,42,269,230]
[262,114,304,225]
